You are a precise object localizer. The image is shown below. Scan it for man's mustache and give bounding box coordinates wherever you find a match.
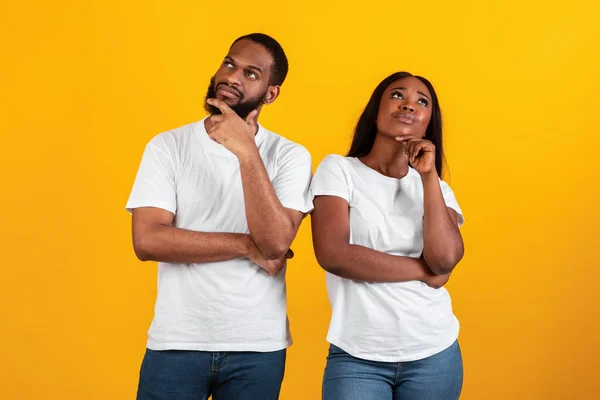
[215,82,242,98]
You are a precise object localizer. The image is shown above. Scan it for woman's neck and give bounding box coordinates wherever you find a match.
[358,134,410,179]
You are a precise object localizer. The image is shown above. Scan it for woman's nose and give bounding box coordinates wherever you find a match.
[400,104,415,113]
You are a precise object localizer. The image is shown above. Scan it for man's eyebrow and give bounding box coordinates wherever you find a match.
[246,65,263,74]
[224,56,263,74]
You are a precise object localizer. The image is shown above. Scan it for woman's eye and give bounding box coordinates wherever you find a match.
[391,91,403,99]
[418,98,429,106]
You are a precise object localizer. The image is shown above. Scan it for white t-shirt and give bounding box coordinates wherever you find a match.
[126,118,313,352]
[310,154,464,362]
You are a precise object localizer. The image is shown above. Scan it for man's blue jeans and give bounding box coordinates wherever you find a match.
[136,348,286,400]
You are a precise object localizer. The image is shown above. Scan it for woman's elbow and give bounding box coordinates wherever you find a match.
[314,247,340,273]
[430,263,456,275]
[427,248,464,275]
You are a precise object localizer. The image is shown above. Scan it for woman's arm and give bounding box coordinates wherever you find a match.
[311,195,437,284]
[399,137,465,275]
[421,174,465,275]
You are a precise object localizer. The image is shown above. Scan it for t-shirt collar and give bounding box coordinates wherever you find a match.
[195,116,266,157]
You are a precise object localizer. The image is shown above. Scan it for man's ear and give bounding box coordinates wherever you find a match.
[264,86,280,105]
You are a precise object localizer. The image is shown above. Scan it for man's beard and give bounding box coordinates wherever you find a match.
[204,76,266,120]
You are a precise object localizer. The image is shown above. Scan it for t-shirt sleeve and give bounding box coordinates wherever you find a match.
[440,180,465,227]
[310,154,351,203]
[125,135,177,215]
[271,145,314,214]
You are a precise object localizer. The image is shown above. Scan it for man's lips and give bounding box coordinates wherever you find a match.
[216,84,241,99]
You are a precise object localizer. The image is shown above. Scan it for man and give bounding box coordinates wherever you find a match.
[126,33,313,400]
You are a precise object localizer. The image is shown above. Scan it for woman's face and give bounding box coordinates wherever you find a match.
[375,76,433,140]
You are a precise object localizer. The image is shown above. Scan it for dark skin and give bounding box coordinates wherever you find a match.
[132,39,302,276]
[312,77,464,287]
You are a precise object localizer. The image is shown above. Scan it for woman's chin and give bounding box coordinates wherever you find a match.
[380,131,417,141]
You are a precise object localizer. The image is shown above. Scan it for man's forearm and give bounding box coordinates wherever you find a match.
[134,224,253,264]
[237,150,296,259]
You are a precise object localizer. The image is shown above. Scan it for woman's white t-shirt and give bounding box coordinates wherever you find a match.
[310,154,464,362]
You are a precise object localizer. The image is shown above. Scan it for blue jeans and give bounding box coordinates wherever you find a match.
[323,341,463,400]
[136,348,286,400]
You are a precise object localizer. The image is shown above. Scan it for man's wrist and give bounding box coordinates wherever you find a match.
[241,234,255,258]
[236,145,261,164]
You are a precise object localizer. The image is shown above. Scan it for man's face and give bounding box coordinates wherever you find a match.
[204,39,276,119]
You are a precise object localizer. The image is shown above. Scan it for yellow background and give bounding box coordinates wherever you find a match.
[2,0,599,399]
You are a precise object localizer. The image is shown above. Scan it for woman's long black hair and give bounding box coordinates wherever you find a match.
[347,72,445,177]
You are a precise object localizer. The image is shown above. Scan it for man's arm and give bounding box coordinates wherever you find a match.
[131,207,290,275]
[132,207,254,263]
[238,152,304,260]
[205,99,310,260]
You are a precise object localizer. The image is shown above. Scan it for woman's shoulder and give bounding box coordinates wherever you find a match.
[318,153,355,168]
[317,155,365,181]
[321,153,348,162]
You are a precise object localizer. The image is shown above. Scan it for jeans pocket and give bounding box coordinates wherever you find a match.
[328,343,347,357]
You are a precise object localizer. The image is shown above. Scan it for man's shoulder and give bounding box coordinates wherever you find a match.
[145,120,202,151]
[261,126,310,160]
[155,121,199,142]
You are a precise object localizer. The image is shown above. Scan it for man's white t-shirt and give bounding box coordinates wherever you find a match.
[126,118,313,352]
[310,154,464,362]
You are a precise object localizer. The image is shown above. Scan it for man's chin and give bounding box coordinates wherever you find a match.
[216,94,239,105]
[205,98,238,115]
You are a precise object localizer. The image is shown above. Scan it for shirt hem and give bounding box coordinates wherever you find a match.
[146,339,292,353]
[281,202,314,214]
[310,190,349,202]
[328,332,459,363]
[447,205,465,227]
[125,201,176,215]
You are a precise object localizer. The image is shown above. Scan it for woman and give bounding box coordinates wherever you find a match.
[310,72,465,400]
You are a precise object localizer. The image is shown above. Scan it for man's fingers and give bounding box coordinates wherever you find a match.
[245,110,259,126]
[208,134,221,144]
[206,98,234,115]
[209,114,224,125]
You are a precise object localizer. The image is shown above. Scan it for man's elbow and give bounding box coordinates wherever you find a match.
[258,240,290,261]
[252,216,300,259]
[133,235,154,262]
